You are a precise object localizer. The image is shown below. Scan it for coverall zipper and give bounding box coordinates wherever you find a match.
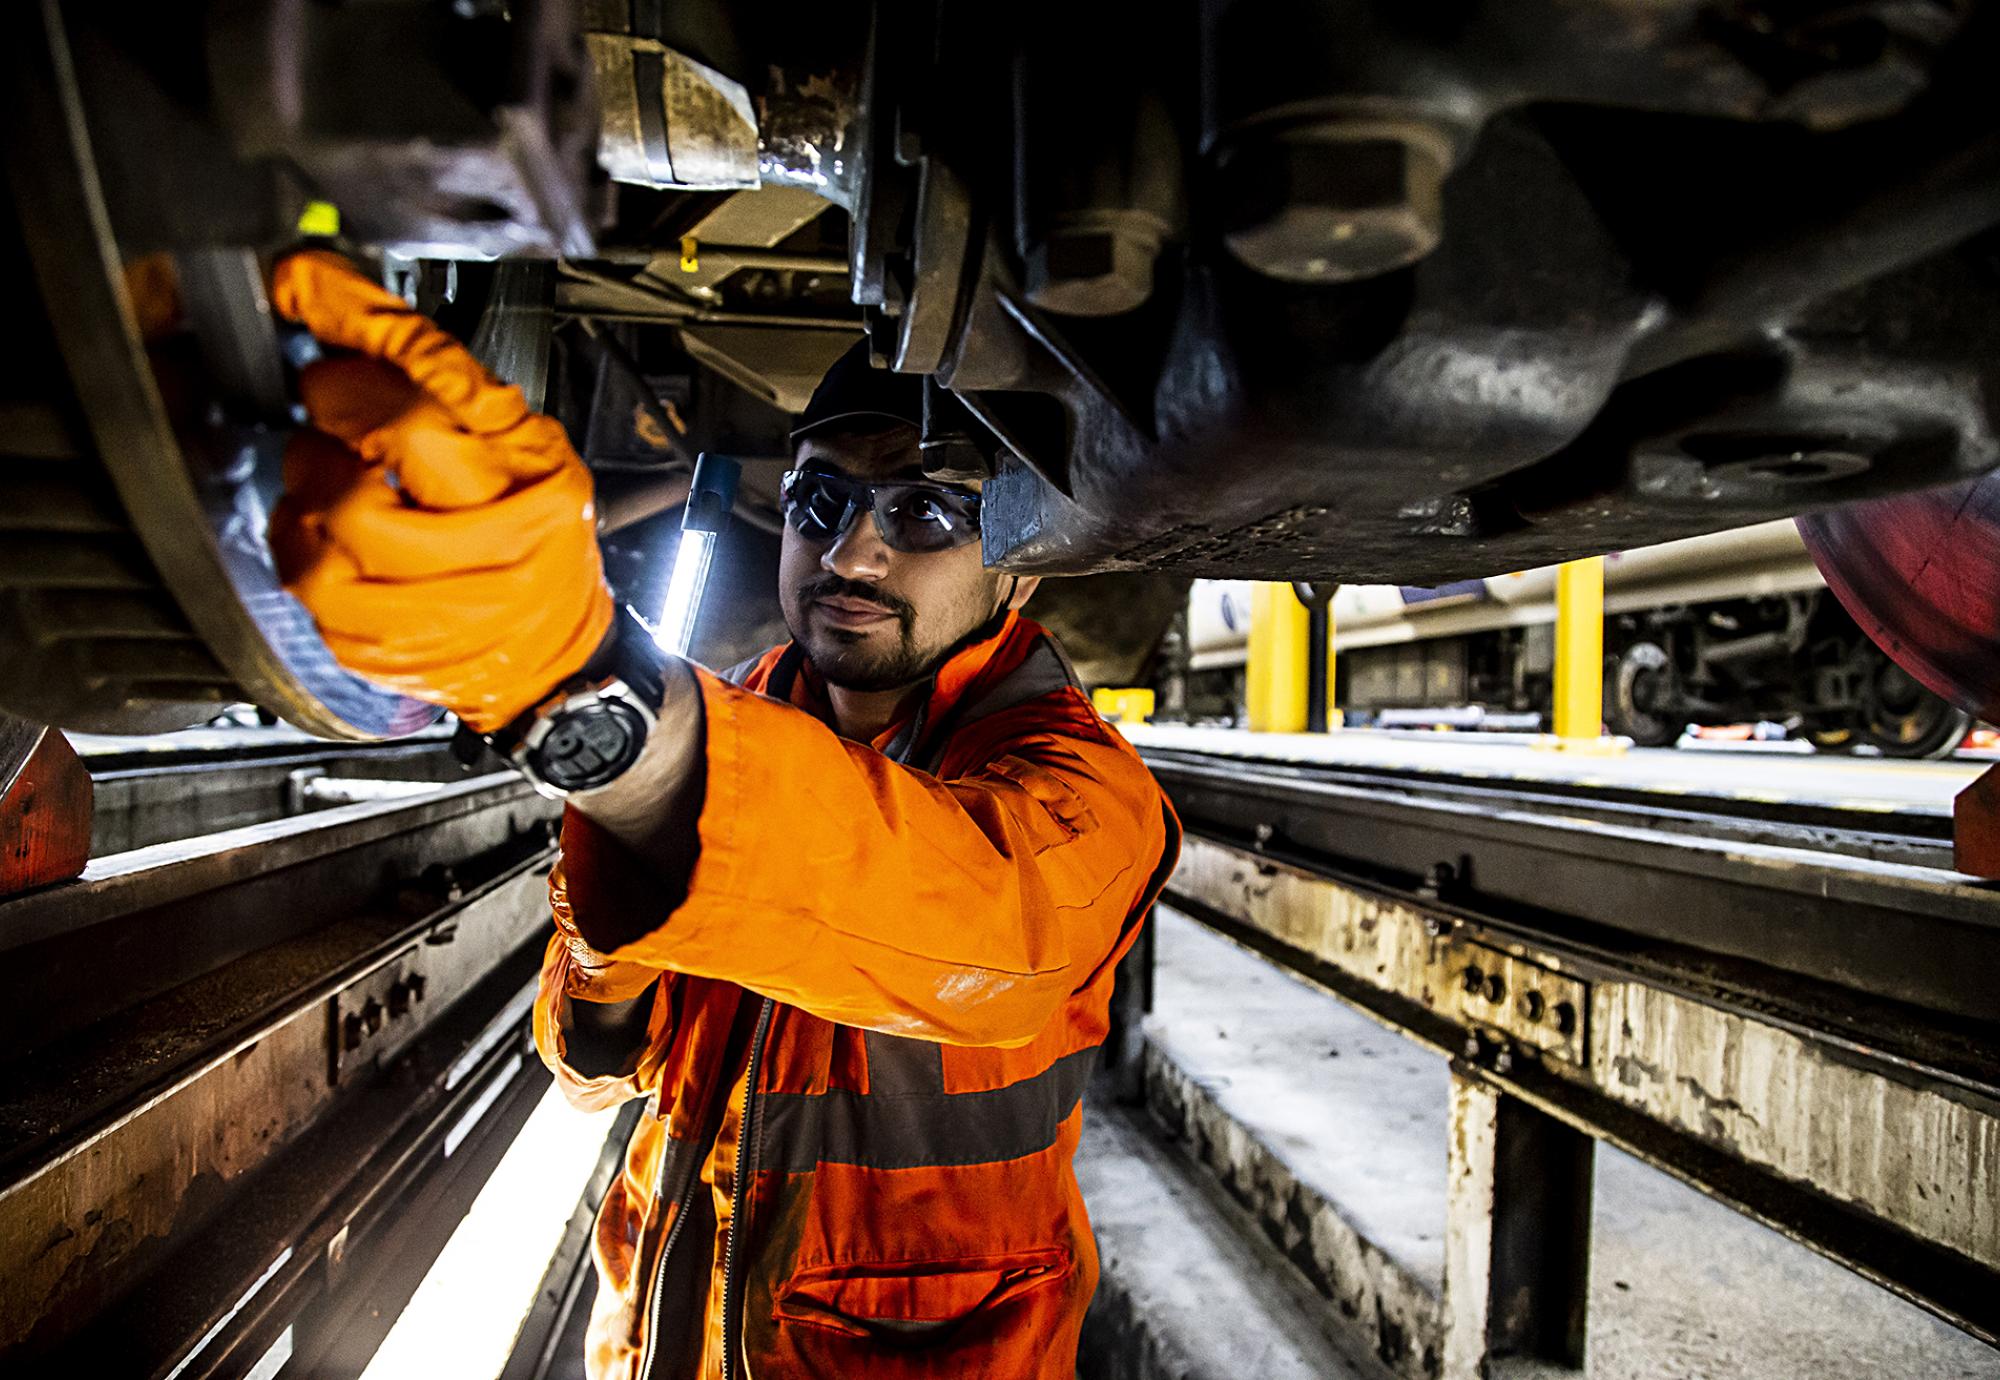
[719,999,774,1380]
[637,1120,709,1380]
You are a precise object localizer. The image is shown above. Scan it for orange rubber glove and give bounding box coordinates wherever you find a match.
[268,251,614,732]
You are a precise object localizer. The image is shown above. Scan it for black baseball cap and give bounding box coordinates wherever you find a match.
[789,338,922,446]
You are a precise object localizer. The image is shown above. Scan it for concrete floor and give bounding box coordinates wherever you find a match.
[1090,907,2000,1379]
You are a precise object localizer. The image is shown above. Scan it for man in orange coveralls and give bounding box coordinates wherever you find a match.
[267,252,1180,1380]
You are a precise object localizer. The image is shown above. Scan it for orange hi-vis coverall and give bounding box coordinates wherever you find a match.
[532,611,1180,1380]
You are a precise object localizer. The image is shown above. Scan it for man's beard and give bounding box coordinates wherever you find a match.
[788,575,1003,693]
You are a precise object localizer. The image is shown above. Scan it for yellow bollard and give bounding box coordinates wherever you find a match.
[1246,583,1310,732]
[1552,557,1605,741]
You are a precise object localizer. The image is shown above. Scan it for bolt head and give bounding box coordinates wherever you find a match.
[1025,214,1165,318]
[1219,121,1450,283]
[1517,990,1546,1023]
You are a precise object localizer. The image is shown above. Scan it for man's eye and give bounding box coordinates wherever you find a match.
[902,494,949,525]
[801,484,845,526]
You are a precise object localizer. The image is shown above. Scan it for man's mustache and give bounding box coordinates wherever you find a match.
[797,576,914,627]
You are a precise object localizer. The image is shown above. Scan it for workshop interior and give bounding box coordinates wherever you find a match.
[2,0,1998,1376]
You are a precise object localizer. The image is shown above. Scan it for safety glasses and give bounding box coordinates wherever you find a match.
[779,467,982,554]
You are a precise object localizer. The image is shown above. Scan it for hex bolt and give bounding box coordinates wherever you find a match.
[1462,1033,1483,1060]
[1420,861,1454,899]
[1025,215,1167,318]
[1517,990,1546,1024]
[1219,118,1453,284]
[1554,1001,1578,1037]
[1483,973,1507,1005]
[1493,1048,1515,1075]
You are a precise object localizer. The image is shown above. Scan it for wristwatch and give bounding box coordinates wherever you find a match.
[462,604,668,797]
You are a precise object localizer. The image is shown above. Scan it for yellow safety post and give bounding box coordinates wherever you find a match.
[1246,583,1310,732]
[1552,556,1605,742]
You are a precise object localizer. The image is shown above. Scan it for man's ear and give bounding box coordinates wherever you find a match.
[1006,574,1042,611]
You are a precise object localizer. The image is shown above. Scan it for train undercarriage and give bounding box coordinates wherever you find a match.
[6,0,2000,738]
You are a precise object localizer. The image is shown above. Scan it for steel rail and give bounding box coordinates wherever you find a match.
[1136,744,1954,863]
[1139,749,2000,1025]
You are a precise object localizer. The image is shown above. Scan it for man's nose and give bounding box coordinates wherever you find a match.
[822,508,892,582]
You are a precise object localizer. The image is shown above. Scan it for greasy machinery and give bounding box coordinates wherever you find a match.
[1182,521,1976,755]
[6,0,2000,739]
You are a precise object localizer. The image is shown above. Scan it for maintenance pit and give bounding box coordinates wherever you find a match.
[0,712,1994,1379]
[6,0,2000,1371]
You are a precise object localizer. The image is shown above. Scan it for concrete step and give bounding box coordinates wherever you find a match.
[1129,905,2000,1380]
[1075,1098,1383,1380]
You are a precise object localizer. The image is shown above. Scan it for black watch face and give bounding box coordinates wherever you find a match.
[531,700,649,792]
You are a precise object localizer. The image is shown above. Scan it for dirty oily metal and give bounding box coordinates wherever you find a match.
[0,809,556,1363]
[1593,981,2000,1279]
[1170,835,1589,1066]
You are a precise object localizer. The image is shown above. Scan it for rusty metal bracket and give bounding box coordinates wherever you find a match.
[329,944,430,1085]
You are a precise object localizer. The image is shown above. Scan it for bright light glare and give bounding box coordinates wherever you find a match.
[357,1084,617,1380]
[654,528,716,658]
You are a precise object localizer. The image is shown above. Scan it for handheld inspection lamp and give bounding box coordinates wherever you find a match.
[655,452,741,660]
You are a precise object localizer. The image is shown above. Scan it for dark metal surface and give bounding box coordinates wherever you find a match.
[826,0,2000,584]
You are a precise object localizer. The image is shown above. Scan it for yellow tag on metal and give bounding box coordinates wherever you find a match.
[297,200,341,237]
[1093,687,1156,724]
[680,236,699,272]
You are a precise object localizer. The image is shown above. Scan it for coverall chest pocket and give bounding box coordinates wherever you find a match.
[771,1246,1074,1346]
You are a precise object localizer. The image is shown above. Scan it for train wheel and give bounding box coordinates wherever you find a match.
[1856,656,1973,759]
[1797,478,2000,749]
[1605,641,1683,747]
[1805,723,1857,754]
